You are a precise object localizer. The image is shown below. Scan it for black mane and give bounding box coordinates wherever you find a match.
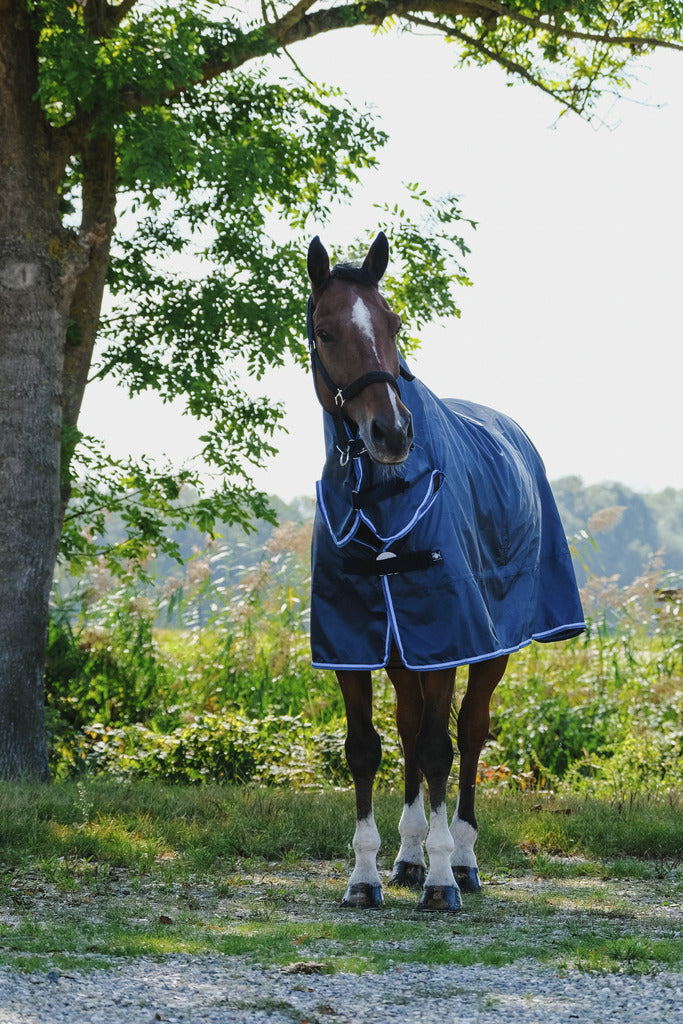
[330,263,378,288]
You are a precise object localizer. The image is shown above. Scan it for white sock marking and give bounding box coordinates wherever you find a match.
[395,791,428,867]
[450,818,479,868]
[425,803,456,887]
[450,796,479,868]
[348,814,382,887]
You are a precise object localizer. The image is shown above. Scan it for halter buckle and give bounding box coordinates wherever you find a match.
[337,438,367,466]
[334,389,345,408]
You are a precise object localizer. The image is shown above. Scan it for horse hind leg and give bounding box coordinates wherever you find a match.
[390,790,428,889]
[450,655,508,893]
[336,670,383,909]
[385,664,428,890]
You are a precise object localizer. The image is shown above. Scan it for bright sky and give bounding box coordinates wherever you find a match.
[80,26,683,503]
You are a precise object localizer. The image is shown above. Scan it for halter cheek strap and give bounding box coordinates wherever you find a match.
[310,296,398,408]
[310,348,401,409]
[307,295,414,463]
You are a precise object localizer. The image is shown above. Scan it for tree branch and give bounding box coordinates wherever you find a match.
[50,0,683,126]
[469,0,683,52]
[274,0,319,35]
[105,0,143,33]
[191,0,683,98]
[60,133,118,519]
[186,1,484,93]
[401,12,589,116]
[49,116,92,189]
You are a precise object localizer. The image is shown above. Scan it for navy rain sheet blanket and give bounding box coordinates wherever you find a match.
[310,371,585,671]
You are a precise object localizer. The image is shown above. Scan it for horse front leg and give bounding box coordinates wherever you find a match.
[385,664,428,889]
[416,667,460,912]
[336,670,383,908]
[450,654,508,892]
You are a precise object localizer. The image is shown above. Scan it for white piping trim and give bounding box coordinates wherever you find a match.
[532,623,586,642]
[311,621,586,672]
[316,462,442,549]
[381,573,405,663]
[383,614,393,664]
[312,660,388,671]
[315,479,360,548]
[357,469,443,544]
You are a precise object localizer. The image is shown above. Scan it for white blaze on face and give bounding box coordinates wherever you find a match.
[387,385,404,431]
[351,294,403,431]
[351,295,378,359]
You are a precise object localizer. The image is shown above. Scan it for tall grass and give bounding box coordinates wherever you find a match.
[46,523,683,797]
[1,782,681,873]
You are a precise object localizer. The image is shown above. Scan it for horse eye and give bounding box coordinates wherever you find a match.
[317,329,334,344]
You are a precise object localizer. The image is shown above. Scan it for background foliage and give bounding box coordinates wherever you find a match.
[19,0,683,786]
[34,0,683,563]
[47,480,683,797]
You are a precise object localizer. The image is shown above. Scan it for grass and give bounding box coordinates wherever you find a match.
[33,534,683,992]
[2,783,682,874]
[1,782,681,977]
[46,565,683,796]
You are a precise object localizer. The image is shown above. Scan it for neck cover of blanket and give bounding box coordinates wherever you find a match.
[310,367,585,670]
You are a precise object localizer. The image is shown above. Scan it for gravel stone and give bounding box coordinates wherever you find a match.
[1,956,682,1024]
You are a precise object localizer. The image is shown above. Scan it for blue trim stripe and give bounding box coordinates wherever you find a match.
[311,620,586,672]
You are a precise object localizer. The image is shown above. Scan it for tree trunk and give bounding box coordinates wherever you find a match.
[60,132,117,517]
[0,2,74,779]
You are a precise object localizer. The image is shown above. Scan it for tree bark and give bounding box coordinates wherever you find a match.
[60,132,117,518]
[0,1,79,779]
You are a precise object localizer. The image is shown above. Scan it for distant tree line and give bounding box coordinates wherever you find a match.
[135,480,683,602]
[552,477,683,586]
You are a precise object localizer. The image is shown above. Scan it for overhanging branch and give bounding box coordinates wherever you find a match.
[470,0,683,52]
[401,12,589,116]
[105,0,142,32]
[49,0,683,129]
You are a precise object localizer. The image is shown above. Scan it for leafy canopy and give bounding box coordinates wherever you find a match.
[27,0,682,570]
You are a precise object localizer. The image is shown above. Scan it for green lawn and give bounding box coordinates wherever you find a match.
[1,783,681,976]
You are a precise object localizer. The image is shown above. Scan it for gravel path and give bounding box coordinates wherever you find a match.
[2,956,682,1024]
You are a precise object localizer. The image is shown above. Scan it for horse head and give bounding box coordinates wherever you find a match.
[307,232,414,465]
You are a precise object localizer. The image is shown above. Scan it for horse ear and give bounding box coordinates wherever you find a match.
[307,235,330,291]
[362,231,389,283]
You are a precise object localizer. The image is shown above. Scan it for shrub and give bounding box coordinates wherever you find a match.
[47,537,683,795]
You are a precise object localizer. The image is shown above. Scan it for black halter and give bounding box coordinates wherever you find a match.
[306,293,414,465]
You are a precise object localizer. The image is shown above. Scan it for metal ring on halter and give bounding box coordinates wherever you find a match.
[337,439,367,466]
[334,389,345,408]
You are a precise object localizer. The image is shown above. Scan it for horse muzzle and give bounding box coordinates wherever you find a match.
[363,408,414,464]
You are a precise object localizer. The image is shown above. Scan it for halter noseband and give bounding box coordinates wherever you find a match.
[306,293,414,464]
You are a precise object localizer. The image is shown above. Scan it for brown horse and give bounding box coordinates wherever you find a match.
[306,232,583,911]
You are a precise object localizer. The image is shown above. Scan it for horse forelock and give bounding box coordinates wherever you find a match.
[329,263,379,289]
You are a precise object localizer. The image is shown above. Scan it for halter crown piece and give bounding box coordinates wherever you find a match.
[306,284,414,465]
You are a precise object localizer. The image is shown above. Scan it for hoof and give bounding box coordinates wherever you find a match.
[387,861,426,889]
[453,865,482,893]
[417,883,462,913]
[341,882,383,909]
